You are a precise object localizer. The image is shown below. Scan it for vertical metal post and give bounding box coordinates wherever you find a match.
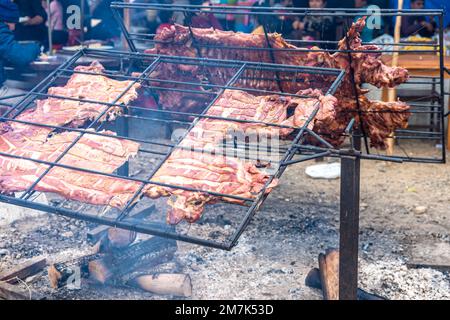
[46,0,53,54]
[80,0,85,45]
[431,77,436,133]
[339,153,360,300]
[112,6,137,52]
[438,14,446,163]
[117,109,130,177]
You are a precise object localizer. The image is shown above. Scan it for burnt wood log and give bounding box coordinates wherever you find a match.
[119,261,191,297]
[120,260,181,284]
[0,256,47,285]
[47,239,104,289]
[91,229,136,254]
[130,273,192,297]
[318,249,340,300]
[305,268,386,300]
[89,237,177,285]
[108,228,137,249]
[48,254,99,289]
[0,282,30,300]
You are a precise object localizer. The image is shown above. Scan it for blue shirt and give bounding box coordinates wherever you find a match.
[0,22,40,87]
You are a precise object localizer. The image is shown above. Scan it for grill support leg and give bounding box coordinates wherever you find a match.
[117,110,130,177]
[338,154,361,300]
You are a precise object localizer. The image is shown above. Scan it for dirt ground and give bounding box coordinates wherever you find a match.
[0,141,449,300]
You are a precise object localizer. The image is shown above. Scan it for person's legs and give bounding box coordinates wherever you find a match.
[52,30,69,45]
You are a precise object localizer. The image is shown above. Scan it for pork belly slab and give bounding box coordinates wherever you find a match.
[143,89,338,224]
[0,128,141,208]
[0,61,144,207]
[181,88,338,148]
[16,61,141,129]
[145,150,277,225]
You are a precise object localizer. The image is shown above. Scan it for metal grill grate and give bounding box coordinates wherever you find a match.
[0,49,347,249]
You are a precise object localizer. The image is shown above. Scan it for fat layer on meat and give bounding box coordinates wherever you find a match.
[143,88,337,224]
[16,61,141,130]
[0,128,141,208]
[0,61,144,207]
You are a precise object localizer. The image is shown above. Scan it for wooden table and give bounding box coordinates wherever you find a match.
[381,54,450,78]
[381,54,450,151]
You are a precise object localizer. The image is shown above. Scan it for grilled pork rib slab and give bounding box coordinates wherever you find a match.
[16,61,141,130]
[0,129,141,208]
[146,18,408,92]
[0,61,143,207]
[146,18,411,149]
[143,89,338,224]
[145,150,277,225]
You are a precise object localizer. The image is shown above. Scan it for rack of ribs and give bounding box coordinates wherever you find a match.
[143,89,409,224]
[0,70,336,221]
[144,88,337,224]
[146,17,411,149]
[146,17,408,92]
[185,89,338,142]
[0,61,145,207]
[332,95,411,148]
[0,127,141,208]
[15,61,141,129]
[145,150,277,225]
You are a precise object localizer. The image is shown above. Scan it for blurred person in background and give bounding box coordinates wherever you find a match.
[251,0,295,36]
[232,0,265,33]
[370,0,391,38]
[154,7,174,34]
[326,0,353,7]
[271,0,295,35]
[354,0,376,42]
[169,0,189,25]
[87,0,122,41]
[251,1,270,34]
[292,0,308,6]
[324,0,356,40]
[291,0,334,42]
[401,0,436,38]
[208,0,233,31]
[131,0,176,34]
[0,0,40,108]
[13,0,47,45]
[42,0,68,47]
